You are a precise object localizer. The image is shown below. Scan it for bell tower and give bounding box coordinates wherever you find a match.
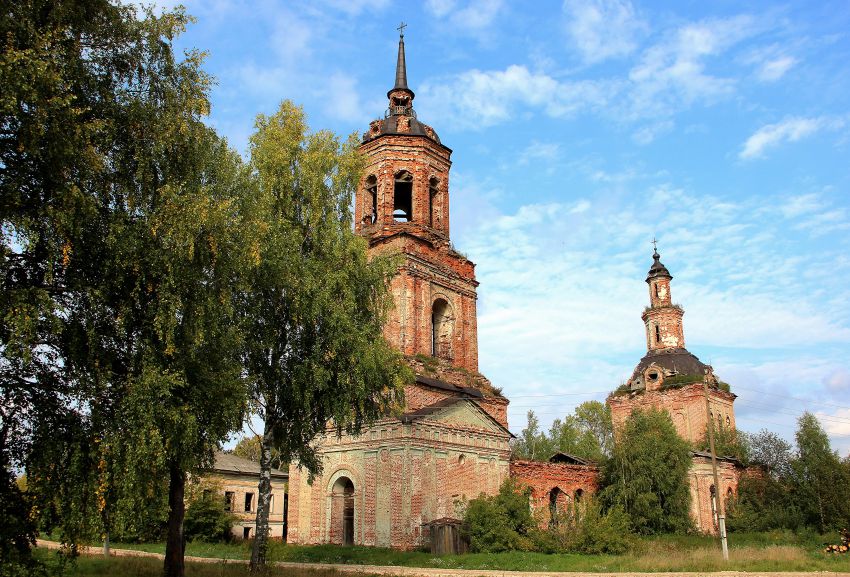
[355,27,479,374]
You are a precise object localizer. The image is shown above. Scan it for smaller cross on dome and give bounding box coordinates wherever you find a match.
[397,21,407,37]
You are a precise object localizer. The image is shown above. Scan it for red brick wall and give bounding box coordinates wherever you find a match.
[608,383,736,445]
[688,455,740,534]
[510,460,600,527]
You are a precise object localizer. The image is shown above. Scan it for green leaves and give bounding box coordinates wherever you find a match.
[601,408,693,534]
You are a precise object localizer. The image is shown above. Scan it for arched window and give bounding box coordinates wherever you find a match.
[393,171,413,222]
[429,177,439,227]
[654,324,661,345]
[331,477,355,546]
[549,487,562,528]
[574,488,584,502]
[365,175,377,224]
[432,298,454,358]
[725,415,731,428]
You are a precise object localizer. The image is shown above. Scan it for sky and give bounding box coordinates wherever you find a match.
[152,0,850,454]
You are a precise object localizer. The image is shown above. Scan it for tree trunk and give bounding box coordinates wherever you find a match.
[250,422,275,571]
[164,462,186,577]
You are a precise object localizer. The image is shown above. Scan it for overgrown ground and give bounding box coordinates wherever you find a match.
[37,530,850,573]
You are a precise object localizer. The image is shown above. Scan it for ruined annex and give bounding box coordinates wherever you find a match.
[285,31,740,549]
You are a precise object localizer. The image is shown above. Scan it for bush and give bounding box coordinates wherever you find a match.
[532,499,634,554]
[462,479,535,553]
[184,491,235,543]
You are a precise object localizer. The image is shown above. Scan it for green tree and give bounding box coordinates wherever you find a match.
[747,429,793,478]
[239,101,410,571]
[600,408,692,534]
[792,412,850,532]
[512,411,554,460]
[694,422,750,462]
[1,3,248,576]
[231,435,285,470]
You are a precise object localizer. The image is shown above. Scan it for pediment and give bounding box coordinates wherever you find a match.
[406,398,507,435]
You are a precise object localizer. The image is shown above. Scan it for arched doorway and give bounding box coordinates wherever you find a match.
[331,477,355,546]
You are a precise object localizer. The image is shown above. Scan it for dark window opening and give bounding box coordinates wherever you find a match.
[548,488,562,528]
[431,298,453,358]
[224,491,234,511]
[574,488,584,502]
[333,477,355,546]
[244,492,254,512]
[283,494,289,540]
[726,415,731,427]
[365,175,377,224]
[648,371,658,381]
[429,177,439,227]
[243,527,252,540]
[655,283,660,298]
[393,171,413,222]
[654,325,661,344]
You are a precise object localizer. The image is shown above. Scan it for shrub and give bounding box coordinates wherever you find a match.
[462,479,535,552]
[184,491,235,543]
[532,498,634,554]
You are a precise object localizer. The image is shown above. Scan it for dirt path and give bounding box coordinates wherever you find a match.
[35,540,850,577]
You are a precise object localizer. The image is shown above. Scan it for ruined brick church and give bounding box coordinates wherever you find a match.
[286,32,739,548]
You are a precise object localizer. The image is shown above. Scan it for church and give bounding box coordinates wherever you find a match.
[285,30,740,549]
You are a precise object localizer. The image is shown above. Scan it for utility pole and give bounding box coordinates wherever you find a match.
[703,375,729,561]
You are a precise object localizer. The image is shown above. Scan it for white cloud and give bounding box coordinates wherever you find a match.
[518,141,562,165]
[758,55,797,81]
[631,120,674,144]
[824,369,850,393]
[739,116,844,160]
[626,15,763,119]
[419,65,615,128]
[425,0,505,33]
[563,0,647,63]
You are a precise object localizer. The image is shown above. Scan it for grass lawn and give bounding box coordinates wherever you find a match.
[39,530,850,573]
[32,550,377,577]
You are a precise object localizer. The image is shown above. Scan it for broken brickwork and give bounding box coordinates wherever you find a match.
[607,250,742,534]
[286,32,511,549]
[510,459,599,527]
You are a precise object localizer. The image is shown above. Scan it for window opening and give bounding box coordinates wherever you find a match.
[431,298,453,358]
[574,488,584,502]
[655,283,660,298]
[393,171,413,222]
[365,175,377,224]
[429,177,439,227]
[224,491,234,511]
[244,492,254,512]
[654,324,661,344]
[243,527,252,540]
[549,488,562,528]
[726,415,731,427]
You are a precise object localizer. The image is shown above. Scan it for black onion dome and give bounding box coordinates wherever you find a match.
[646,250,672,282]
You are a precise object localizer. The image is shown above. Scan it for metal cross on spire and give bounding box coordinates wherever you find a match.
[397,21,407,37]
[651,237,658,253]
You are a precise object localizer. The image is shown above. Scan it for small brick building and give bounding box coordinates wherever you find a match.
[286,32,512,549]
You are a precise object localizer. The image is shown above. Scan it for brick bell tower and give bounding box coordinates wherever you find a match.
[355,28,480,375]
[607,246,737,445]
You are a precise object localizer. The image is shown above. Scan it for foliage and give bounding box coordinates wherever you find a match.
[461,479,535,553]
[239,101,411,569]
[694,422,750,462]
[661,374,703,387]
[791,412,850,532]
[532,498,634,554]
[746,429,794,478]
[231,435,286,471]
[184,487,235,543]
[600,408,692,534]
[726,470,805,532]
[1,2,248,575]
[512,402,613,462]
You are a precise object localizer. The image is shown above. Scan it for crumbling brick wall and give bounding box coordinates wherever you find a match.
[510,460,600,527]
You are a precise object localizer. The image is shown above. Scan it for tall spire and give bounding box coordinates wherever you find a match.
[389,23,414,98]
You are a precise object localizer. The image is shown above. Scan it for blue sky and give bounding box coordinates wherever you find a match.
[155,0,850,454]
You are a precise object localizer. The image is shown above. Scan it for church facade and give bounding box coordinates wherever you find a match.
[286,31,740,548]
[285,31,513,549]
